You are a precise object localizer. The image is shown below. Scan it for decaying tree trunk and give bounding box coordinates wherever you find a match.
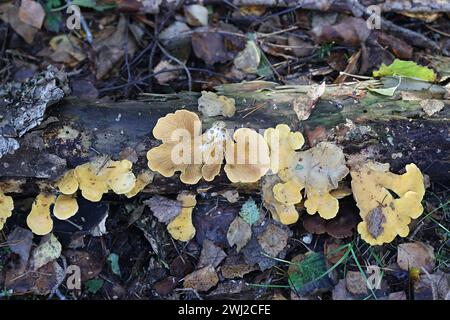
[0,78,449,196]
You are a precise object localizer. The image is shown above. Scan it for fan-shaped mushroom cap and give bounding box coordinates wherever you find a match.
[262,175,299,225]
[102,159,136,194]
[224,128,270,183]
[264,124,304,178]
[273,180,303,205]
[53,194,79,220]
[167,192,197,241]
[74,161,110,202]
[56,169,78,195]
[0,188,14,230]
[26,193,56,235]
[75,158,136,201]
[351,161,425,245]
[147,110,204,185]
[126,170,154,198]
[283,142,349,219]
[198,91,236,118]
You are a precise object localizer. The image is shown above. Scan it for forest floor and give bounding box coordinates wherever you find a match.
[0,0,449,300]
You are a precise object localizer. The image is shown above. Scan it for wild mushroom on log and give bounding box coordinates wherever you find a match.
[0,79,448,198]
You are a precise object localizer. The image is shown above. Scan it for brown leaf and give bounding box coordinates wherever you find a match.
[170,254,194,278]
[183,265,219,292]
[191,23,245,65]
[345,271,368,295]
[397,242,435,273]
[221,254,257,279]
[154,276,178,296]
[66,249,103,281]
[197,239,227,269]
[227,216,251,252]
[144,195,181,224]
[311,17,371,46]
[293,82,325,121]
[93,15,137,79]
[18,0,45,29]
[257,223,288,257]
[7,227,33,264]
[0,3,38,44]
[376,32,413,60]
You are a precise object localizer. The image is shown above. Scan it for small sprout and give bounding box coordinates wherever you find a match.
[56,169,78,195]
[125,170,154,198]
[262,175,299,225]
[276,142,349,219]
[147,110,204,184]
[167,192,197,242]
[350,161,425,245]
[198,91,236,118]
[26,193,56,236]
[0,187,14,230]
[224,128,270,183]
[53,194,78,220]
[264,124,304,179]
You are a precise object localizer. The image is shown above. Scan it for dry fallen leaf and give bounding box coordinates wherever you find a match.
[293,82,325,121]
[345,271,368,295]
[220,254,257,279]
[197,239,227,269]
[220,190,239,203]
[191,23,245,65]
[227,216,251,252]
[257,223,288,257]
[184,4,208,27]
[0,3,38,44]
[7,226,33,264]
[93,15,137,79]
[420,99,445,116]
[18,0,45,29]
[153,59,180,85]
[183,265,219,292]
[397,242,435,273]
[144,195,182,224]
[30,234,62,270]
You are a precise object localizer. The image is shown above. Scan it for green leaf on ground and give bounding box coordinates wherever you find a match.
[107,253,121,277]
[85,279,104,294]
[239,197,260,226]
[373,59,436,82]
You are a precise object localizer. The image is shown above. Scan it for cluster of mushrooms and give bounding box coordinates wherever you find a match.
[0,107,425,246]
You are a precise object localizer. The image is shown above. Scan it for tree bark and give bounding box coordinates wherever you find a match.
[0,78,449,195]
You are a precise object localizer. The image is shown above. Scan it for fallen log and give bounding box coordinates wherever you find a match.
[0,78,449,196]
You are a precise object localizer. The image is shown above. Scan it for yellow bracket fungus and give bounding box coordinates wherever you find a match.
[224,128,270,183]
[264,124,305,179]
[0,187,14,230]
[167,192,197,241]
[56,169,78,195]
[26,193,56,236]
[147,110,270,184]
[262,175,299,225]
[147,110,205,184]
[75,158,136,202]
[350,161,425,245]
[126,170,154,198]
[198,91,236,118]
[273,142,349,220]
[53,194,79,220]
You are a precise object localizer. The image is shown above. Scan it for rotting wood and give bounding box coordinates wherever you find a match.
[0,79,448,196]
